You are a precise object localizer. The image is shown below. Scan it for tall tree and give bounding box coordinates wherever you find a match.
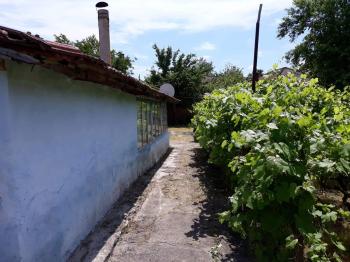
[111,50,135,76]
[205,65,245,92]
[54,34,72,45]
[74,35,99,57]
[278,0,350,88]
[145,44,214,106]
[54,34,135,75]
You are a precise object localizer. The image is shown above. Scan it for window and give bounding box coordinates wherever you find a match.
[137,98,168,148]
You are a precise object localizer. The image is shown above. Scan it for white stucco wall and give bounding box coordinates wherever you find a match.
[0,61,169,261]
[0,68,22,262]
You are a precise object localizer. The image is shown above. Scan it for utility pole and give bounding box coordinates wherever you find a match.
[252,4,262,93]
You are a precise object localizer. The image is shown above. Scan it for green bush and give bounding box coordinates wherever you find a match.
[192,74,350,261]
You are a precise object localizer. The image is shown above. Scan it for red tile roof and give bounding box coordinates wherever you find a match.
[0,25,178,103]
[44,40,82,54]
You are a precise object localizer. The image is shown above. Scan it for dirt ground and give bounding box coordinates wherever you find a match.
[69,128,249,262]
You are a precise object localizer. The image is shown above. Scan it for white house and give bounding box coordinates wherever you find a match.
[0,20,177,261]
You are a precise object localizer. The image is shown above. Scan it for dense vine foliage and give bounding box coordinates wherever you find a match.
[192,74,350,261]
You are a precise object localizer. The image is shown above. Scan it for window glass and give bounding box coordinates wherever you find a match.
[137,101,143,148]
[137,99,168,149]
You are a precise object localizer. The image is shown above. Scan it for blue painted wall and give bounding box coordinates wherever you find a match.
[0,61,169,261]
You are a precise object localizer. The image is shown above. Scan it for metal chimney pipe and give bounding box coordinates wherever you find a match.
[96,2,111,64]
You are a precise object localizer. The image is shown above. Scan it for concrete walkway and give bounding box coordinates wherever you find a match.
[69,128,249,262]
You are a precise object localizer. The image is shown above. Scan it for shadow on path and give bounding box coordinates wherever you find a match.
[70,128,250,262]
[185,146,250,262]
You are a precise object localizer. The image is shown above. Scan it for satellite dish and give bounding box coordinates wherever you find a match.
[159,83,175,97]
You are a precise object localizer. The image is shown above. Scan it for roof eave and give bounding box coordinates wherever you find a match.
[0,25,179,104]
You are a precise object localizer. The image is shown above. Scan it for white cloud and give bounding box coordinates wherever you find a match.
[202,55,212,60]
[0,0,292,43]
[196,42,216,51]
[132,64,152,80]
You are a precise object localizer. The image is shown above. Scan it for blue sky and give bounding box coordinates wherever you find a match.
[0,0,294,79]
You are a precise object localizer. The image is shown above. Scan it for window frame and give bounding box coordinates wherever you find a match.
[137,97,168,149]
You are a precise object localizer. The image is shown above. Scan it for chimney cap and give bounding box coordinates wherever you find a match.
[96,2,108,8]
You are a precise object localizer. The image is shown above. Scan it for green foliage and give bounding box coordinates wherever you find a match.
[74,35,100,57]
[205,65,245,92]
[246,69,264,82]
[111,50,135,76]
[192,73,350,261]
[54,34,135,75]
[278,0,350,89]
[53,33,72,45]
[145,44,214,106]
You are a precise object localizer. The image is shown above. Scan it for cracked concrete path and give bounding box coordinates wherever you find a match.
[69,128,249,262]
